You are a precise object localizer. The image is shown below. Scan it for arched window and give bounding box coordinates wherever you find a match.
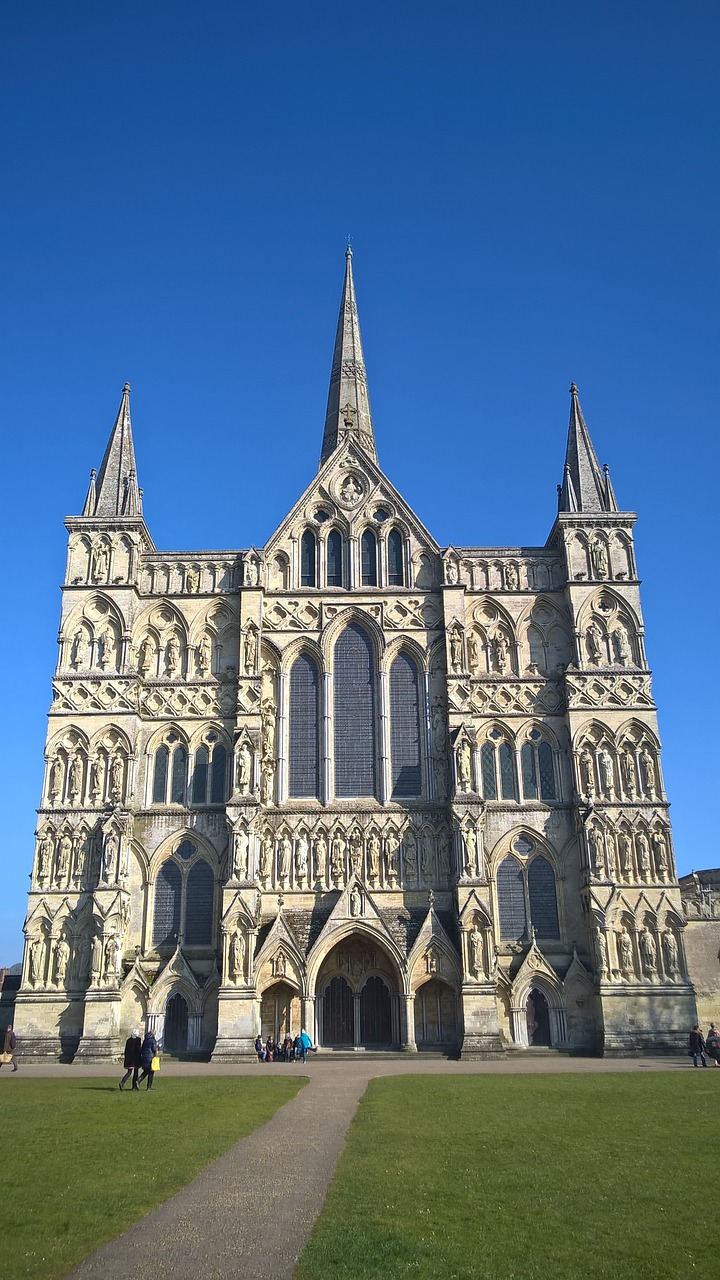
[152,745,169,804]
[210,744,226,803]
[387,529,404,587]
[192,745,209,804]
[528,856,560,939]
[497,856,527,940]
[481,743,497,800]
[480,734,517,801]
[191,739,227,806]
[327,530,344,587]
[499,742,516,800]
[300,530,317,588]
[390,652,421,797]
[361,530,377,587]
[170,745,188,804]
[521,733,557,802]
[521,743,538,800]
[334,623,376,798]
[289,653,320,799]
[152,737,188,805]
[152,843,215,950]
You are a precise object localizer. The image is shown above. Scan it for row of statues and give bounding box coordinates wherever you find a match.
[448,625,511,676]
[229,825,458,890]
[587,824,672,884]
[26,926,124,990]
[47,751,126,808]
[70,625,119,671]
[579,742,658,802]
[34,825,127,888]
[584,618,633,666]
[595,925,682,983]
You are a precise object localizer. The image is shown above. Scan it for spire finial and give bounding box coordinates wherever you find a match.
[123,382,131,394]
[90,384,143,518]
[346,235,352,257]
[320,248,377,467]
[557,384,611,513]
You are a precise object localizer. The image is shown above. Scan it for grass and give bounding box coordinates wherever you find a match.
[296,1073,718,1280]
[0,1074,303,1280]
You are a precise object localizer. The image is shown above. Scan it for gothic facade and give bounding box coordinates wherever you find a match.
[16,251,696,1059]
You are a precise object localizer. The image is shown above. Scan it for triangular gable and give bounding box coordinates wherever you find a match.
[563,947,593,992]
[155,945,201,992]
[459,888,493,925]
[407,907,461,981]
[221,890,257,929]
[309,874,403,961]
[254,909,305,971]
[513,934,561,991]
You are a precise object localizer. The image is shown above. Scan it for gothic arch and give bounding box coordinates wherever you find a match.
[321,607,386,669]
[279,635,324,675]
[381,633,428,675]
[576,587,642,638]
[306,921,407,996]
[148,828,222,878]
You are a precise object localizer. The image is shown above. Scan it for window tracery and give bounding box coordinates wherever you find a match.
[151,839,215,949]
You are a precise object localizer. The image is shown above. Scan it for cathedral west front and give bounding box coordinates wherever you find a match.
[15,250,696,1059]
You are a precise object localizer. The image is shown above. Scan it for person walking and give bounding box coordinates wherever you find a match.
[295,1027,314,1064]
[119,1028,142,1090]
[706,1022,720,1067]
[689,1024,707,1067]
[0,1025,18,1072]
[137,1027,160,1090]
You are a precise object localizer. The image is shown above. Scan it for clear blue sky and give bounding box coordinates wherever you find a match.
[1,1,718,964]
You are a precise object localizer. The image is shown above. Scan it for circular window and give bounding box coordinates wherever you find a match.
[373,507,390,522]
[513,836,534,856]
[314,508,330,523]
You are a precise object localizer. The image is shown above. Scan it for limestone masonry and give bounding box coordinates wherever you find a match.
[16,251,697,1059]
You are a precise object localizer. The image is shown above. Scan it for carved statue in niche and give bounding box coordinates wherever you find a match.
[421,830,435,884]
[449,627,464,672]
[36,831,53,879]
[402,830,418,882]
[74,932,92,984]
[469,927,485,979]
[662,931,679,978]
[229,931,245,983]
[456,739,473,793]
[259,831,274,883]
[463,826,478,878]
[585,621,603,665]
[591,540,609,579]
[313,833,327,885]
[103,933,121,983]
[622,751,637,799]
[613,622,631,665]
[618,831,634,880]
[197,634,212,676]
[138,635,154,676]
[444,556,459,585]
[232,828,249,880]
[431,697,449,800]
[67,755,83,805]
[89,757,102,804]
[385,833,400,885]
[579,748,595,798]
[54,937,70,986]
[438,829,452,880]
[597,747,614,798]
[260,758,275,805]
[56,833,72,882]
[244,627,258,676]
[71,629,87,667]
[102,831,118,883]
[639,928,657,976]
[30,935,45,985]
[368,832,381,883]
[330,834,346,886]
[243,553,259,587]
[350,885,363,918]
[635,831,651,880]
[274,952,286,979]
[639,746,657,799]
[652,830,669,880]
[261,699,276,760]
[109,755,124,804]
[91,542,110,582]
[617,929,634,977]
[295,833,309,884]
[504,561,519,591]
[604,828,617,881]
[185,566,200,594]
[594,928,610,979]
[90,931,103,985]
[588,827,605,878]
[467,632,479,674]
[349,829,363,878]
[98,625,116,670]
[49,755,63,801]
[340,474,362,506]
[278,833,292,885]
[492,631,508,674]
[237,741,253,793]
[166,633,181,677]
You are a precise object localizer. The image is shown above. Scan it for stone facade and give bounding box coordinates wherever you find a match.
[15,250,697,1060]
[679,871,720,1029]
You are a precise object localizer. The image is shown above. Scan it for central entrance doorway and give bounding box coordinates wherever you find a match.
[317,937,399,1049]
[164,992,189,1053]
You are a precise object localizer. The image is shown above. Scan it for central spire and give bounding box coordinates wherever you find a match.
[320,247,377,467]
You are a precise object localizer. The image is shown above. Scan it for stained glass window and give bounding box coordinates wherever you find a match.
[538,741,556,800]
[390,653,421,797]
[327,530,344,587]
[361,530,377,587]
[497,855,527,940]
[152,860,182,947]
[334,623,376,798]
[192,745,208,803]
[301,530,316,588]
[387,529,404,586]
[499,741,516,800]
[152,745,169,803]
[528,856,560,938]
[170,745,187,804]
[481,742,497,799]
[185,860,214,945]
[289,653,320,798]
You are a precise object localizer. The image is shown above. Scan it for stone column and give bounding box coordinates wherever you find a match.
[402,994,418,1052]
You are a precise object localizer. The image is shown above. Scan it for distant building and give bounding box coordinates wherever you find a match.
[14,251,696,1059]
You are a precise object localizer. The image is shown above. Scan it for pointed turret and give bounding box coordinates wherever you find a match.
[88,383,143,518]
[320,247,377,467]
[558,384,614,513]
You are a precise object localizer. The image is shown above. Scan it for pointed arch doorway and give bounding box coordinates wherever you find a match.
[164,992,189,1053]
[316,937,400,1049]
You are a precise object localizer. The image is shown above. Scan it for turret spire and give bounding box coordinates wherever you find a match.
[320,247,377,467]
[89,383,143,518]
[558,383,614,513]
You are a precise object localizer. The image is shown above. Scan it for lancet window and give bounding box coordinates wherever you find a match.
[496,851,560,941]
[387,528,404,587]
[361,530,378,587]
[334,622,377,798]
[326,530,345,587]
[389,652,422,798]
[191,734,227,805]
[480,733,517,801]
[152,839,214,949]
[151,733,188,805]
[300,530,317,588]
[520,731,558,802]
[289,653,321,799]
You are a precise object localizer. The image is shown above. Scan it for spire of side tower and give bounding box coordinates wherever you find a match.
[90,383,143,517]
[558,383,612,513]
[320,247,377,467]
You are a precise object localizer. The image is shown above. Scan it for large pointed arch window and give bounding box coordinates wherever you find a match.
[387,529,404,586]
[496,849,560,943]
[334,623,376,798]
[390,652,421,797]
[289,653,320,799]
[361,530,378,587]
[327,530,344,587]
[301,530,317,588]
[152,840,215,950]
[497,855,527,940]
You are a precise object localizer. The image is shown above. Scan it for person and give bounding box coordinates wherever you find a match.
[689,1024,707,1067]
[265,1034,276,1063]
[282,1034,294,1063]
[0,1025,18,1072]
[706,1022,720,1067]
[138,1027,160,1090]
[254,1034,266,1062]
[119,1028,142,1090]
[295,1027,314,1064]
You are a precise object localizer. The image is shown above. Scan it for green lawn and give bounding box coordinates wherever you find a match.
[0,1075,303,1280]
[296,1073,717,1280]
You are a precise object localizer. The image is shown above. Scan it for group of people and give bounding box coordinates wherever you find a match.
[119,1027,161,1090]
[689,1023,720,1067]
[255,1028,315,1063]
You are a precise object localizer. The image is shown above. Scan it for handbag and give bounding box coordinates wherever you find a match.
[0,1052,12,1064]
[150,1054,161,1072]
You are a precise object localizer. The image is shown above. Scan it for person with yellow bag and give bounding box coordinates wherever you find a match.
[137,1026,160,1090]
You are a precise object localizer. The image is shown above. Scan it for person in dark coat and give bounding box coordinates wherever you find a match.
[119,1028,142,1090]
[265,1034,276,1062]
[706,1022,720,1066]
[689,1025,707,1067]
[254,1034,266,1062]
[1,1026,18,1072]
[137,1028,160,1089]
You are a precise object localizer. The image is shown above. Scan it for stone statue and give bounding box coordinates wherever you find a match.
[662,931,679,978]
[385,833,400,884]
[421,830,435,884]
[504,561,519,591]
[261,699,276,760]
[237,741,253,793]
[591,540,609,579]
[618,831,634,880]
[229,930,245,983]
[295,833,309,883]
[639,928,657,975]
[622,751,637,799]
[30,935,45,985]
[232,828,249,880]
[71,629,87,667]
[244,627,257,675]
[37,831,53,879]
[340,474,362,506]
[585,621,603,665]
[109,755,124,804]
[594,928,609,979]
[402,830,418,882]
[138,635,154,676]
[605,829,617,881]
[185,566,200,594]
[197,634,212,676]
[274,951,286,978]
[614,622,631,664]
[166,633,181,677]
[368,833,381,882]
[54,937,70,986]
[456,740,472,793]
[103,933,121,983]
[449,628,463,672]
[278,833,292,883]
[260,758,275,805]
[492,632,508,674]
[259,832,274,883]
[598,747,614,797]
[49,755,63,801]
[469,928,484,979]
[313,833,327,885]
[635,831,651,879]
[349,829,363,877]
[444,556,459,585]
[102,831,118,882]
[91,541,110,582]
[639,746,657,798]
[438,830,452,880]
[330,834,346,885]
[463,826,478,878]
[617,930,634,977]
[97,625,115,670]
[90,932,103,984]
[67,755,83,805]
[243,553,259,586]
[651,830,669,879]
[588,827,605,877]
[350,885,362,917]
[466,632,479,673]
[56,833,72,881]
[74,933,92,984]
[89,758,102,803]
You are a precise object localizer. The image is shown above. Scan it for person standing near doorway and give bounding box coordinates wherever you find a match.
[706,1022,720,1066]
[0,1025,18,1071]
[119,1029,142,1090]
[138,1027,160,1090]
[689,1024,707,1067]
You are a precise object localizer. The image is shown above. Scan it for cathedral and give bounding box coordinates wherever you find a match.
[16,250,696,1059]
